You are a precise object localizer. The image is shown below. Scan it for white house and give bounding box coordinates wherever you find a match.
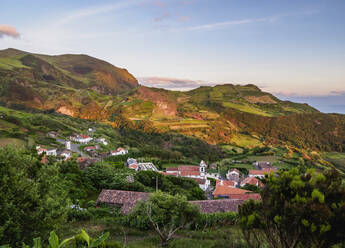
[71,134,93,144]
[226,168,240,182]
[248,169,275,179]
[240,177,262,187]
[111,147,128,156]
[96,138,108,146]
[46,149,57,156]
[60,150,72,160]
[66,141,71,150]
[127,158,139,171]
[36,146,57,156]
[138,162,158,172]
[193,178,210,191]
[164,161,210,191]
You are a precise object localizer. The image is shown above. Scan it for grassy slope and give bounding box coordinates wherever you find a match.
[0,49,344,152]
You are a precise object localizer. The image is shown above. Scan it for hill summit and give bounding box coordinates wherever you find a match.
[0,49,344,151]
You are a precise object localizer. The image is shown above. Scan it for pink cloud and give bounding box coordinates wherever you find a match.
[179,16,190,22]
[0,25,20,39]
[154,0,166,7]
[154,12,169,22]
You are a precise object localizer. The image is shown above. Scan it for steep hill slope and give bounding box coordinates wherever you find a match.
[0,49,344,152]
[0,48,138,113]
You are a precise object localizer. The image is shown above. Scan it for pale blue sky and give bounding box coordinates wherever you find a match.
[1,0,345,112]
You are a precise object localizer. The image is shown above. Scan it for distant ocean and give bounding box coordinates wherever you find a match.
[275,94,345,115]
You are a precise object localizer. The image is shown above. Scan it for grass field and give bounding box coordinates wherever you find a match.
[247,155,280,163]
[229,163,255,170]
[0,138,26,148]
[60,220,247,248]
[323,152,345,173]
[222,102,273,117]
[0,56,28,70]
[230,134,262,148]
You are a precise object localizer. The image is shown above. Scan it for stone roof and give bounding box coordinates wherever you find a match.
[96,190,260,215]
[191,199,244,213]
[97,189,150,214]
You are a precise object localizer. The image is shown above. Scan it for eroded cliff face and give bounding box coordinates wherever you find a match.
[56,106,75,116]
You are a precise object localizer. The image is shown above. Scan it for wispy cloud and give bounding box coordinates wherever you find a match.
[0,24,20,39]
[181,10,319,31]
[54,0,147,27]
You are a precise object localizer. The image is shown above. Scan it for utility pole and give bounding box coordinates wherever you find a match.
[156,176,158,192]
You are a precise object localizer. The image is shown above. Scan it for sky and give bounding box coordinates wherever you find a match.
[1,0,345,113]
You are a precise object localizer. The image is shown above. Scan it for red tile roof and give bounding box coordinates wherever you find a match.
[229,169,240,174]
[41,155,47,164]
[128,164,138,170]
[80,134,91,139]
[216,180,236,187]
[180,171,201,177]
[178,166,199,171]
[166,167,178,172]
[213,186,249,197]
[241,177,263,187]
[160,171,179,176]
[77,157,87,163]
[84,146,96,151]
[249,169,275,176]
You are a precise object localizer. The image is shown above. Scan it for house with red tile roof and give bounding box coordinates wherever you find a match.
[213,185,261,201]
[164,161,209,190]
[111,147,128,156]
[216,180,236,188]
[240,177,263,187]
[70,134,93,144]
[84,146,97,152]
[249,169,275,179]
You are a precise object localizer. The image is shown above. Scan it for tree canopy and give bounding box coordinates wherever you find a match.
[0,147,69,246]
[238,168,345,248]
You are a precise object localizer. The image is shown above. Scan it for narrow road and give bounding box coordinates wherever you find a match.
[56,138,86,157]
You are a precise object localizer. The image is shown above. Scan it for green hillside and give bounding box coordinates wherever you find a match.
[0,48,344,152]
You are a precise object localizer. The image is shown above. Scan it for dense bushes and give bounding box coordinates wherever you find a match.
[82,164,205,201]
[0,147,69,246]
[238,168,345,248]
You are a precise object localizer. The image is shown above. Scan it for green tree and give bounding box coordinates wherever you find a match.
[0,147,69,246]
[238,168,345,248]
[130,191,200,246]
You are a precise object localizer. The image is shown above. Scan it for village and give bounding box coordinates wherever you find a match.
[36,128,277,215]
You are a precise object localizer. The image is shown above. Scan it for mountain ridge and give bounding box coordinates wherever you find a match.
[0,48,344,151]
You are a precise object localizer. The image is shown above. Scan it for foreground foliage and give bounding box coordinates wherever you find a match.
[239,168,345,248]
[0,147,68,246]
[129,192,200,246]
